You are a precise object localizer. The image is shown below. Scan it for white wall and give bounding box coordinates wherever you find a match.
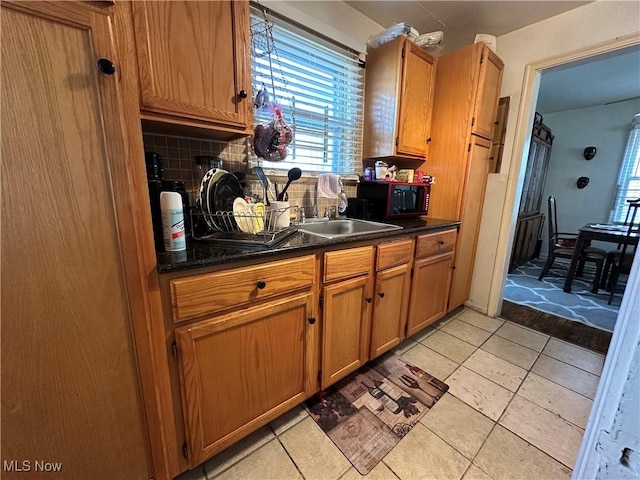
[261,0,383,53]
[468,0,640,315]
[538,99,640,257]
[573,253,640,478]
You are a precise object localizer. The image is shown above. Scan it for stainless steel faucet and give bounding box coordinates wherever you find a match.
[313,183,318,218]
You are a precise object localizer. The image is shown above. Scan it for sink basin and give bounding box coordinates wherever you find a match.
[298,219,402,239]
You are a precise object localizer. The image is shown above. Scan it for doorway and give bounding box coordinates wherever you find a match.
[489,36,640,346]
[500,44,640,342]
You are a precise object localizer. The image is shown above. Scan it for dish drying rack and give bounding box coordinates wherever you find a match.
[190,207,298,248]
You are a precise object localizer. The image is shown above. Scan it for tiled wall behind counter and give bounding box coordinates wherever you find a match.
[142,132,357,217]
[142,133,248,195]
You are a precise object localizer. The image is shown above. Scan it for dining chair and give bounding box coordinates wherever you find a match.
[600,198,640,289]
[607,202,639,304]
[538,196,606,293]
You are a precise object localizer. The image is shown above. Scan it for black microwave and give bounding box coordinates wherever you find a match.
[357,181,431,219]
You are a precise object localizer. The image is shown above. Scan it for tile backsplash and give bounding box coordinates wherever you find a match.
[142,133,248,197]
[142,132,357,217]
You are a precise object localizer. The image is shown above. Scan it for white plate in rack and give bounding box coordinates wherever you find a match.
[233,197,253,234]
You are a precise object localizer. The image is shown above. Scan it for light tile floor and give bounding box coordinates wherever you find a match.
[177,307,605,480]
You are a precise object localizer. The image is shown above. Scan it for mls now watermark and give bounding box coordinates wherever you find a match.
[4,460,63,473]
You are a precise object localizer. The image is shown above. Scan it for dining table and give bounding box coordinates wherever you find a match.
[563,223,639,293]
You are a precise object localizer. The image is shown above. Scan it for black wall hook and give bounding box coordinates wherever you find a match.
[583,146,597,160]
[577,176,590,189]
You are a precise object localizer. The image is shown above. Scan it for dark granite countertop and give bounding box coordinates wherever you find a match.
[157,217,460,273]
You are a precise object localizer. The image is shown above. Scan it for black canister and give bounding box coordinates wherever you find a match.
[145,152,164,180]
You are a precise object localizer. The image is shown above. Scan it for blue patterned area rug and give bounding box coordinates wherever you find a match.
[504,259,619,332]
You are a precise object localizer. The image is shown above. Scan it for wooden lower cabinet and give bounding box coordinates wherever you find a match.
[370,264,411,357]
[321,275,373,389]
[175,292,316,466]
[406,229,457,337]
[407,252,455,336]
[448,136,491,310]
[166,233,460,474]
[370,238,414,356]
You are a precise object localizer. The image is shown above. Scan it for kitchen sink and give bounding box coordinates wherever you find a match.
[298,218,402,239]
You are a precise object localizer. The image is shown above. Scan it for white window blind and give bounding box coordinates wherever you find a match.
[611,114,640,222]
[250,7,364,174]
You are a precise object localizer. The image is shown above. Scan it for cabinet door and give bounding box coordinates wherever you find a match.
[175,293,315,466]
[407,252,454,336]
[1,3,151,479]
[131,1,251,130]
[322,276,372,388]
[449,136,492,310]
[370,264,411,358]
[397,41,436,157]
[472,47,503,139]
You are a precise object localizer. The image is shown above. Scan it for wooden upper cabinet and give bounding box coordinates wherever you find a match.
[425,42,504,221]
[131,0,252,133]
[472,47,504,139]
[363,37,436,160]
[397,41,436,157]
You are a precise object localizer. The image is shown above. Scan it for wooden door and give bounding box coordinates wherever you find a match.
[131,1,251,130]
[1,3,151,479]
[449,136,492,310]
[175,293,314,466]
[322,276,372,388]
[472,46,504,140]
[370,264,411,357]
[407,252,454,336]
[397,41,436,158]
[528,140,552,213]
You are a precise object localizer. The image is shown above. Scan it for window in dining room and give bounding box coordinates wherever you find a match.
[611,113,640,222]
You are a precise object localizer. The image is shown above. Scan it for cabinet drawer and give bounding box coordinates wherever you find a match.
[170,255,315,322]
[415,229,457,258]
[324,246,374,283]
[376,238,414,271]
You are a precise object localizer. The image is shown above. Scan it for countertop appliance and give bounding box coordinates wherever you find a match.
[357,180,430,219]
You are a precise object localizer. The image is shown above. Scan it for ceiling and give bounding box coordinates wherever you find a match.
[344,1,639,114]
[345,1,590,54]
[537,45,640,114]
